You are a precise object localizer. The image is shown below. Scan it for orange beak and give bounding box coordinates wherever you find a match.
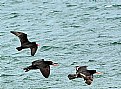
[53,63,59,66]
[95,72,103,74]
[36,44,40,46]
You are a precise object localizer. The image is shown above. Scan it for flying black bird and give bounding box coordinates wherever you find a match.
[24,59,58,78]
[68,66,101,85]
[10,31,39,56]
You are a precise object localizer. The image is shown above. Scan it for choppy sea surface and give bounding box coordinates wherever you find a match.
[0,0,121,89]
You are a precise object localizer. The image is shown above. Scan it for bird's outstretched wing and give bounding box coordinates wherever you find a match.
[10,31,29,44]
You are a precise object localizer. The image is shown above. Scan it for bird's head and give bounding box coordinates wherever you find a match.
[46,61,59,66]
[75,66,80,70]
[31,42,40,46]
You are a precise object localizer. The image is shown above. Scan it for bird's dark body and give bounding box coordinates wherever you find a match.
[68,66,97,85]
[24,59,55,78]
[17,42,36,50]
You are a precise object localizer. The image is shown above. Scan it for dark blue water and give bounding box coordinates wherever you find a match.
[0,0,121,89]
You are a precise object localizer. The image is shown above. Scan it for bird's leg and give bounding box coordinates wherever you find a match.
[16,47,23,51]
[23,65,34,72]
[68,74,78,80]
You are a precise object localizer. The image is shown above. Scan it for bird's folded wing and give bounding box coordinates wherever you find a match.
[30,46,38,56]
[10,31,29,44]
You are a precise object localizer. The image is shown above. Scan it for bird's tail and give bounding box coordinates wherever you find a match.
[16,47,22,51]
[23,66,33,72]
[68,74,77,80]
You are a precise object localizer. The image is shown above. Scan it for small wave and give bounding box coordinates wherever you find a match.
[40,45,65,51]
[105,4,121,8]
[110,42,121,45]
[70,25,80,28]
[108,87,118,89]
[88,60,96,62]
[105,5,113,8]
[0,55,12,60]
[88,6,99,10]
[40,46,54,51]
[0,74,17,77]
[66,4,78,7]
[7,13,19,19]
[112,4,121,7]
[71,62,78,65]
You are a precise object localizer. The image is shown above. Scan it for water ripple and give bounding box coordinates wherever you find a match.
[0,0,121,89]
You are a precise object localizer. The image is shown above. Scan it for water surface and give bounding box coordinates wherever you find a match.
[0,0,121,89]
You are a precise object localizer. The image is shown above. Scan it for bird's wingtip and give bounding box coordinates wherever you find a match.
[23,68,29,72]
